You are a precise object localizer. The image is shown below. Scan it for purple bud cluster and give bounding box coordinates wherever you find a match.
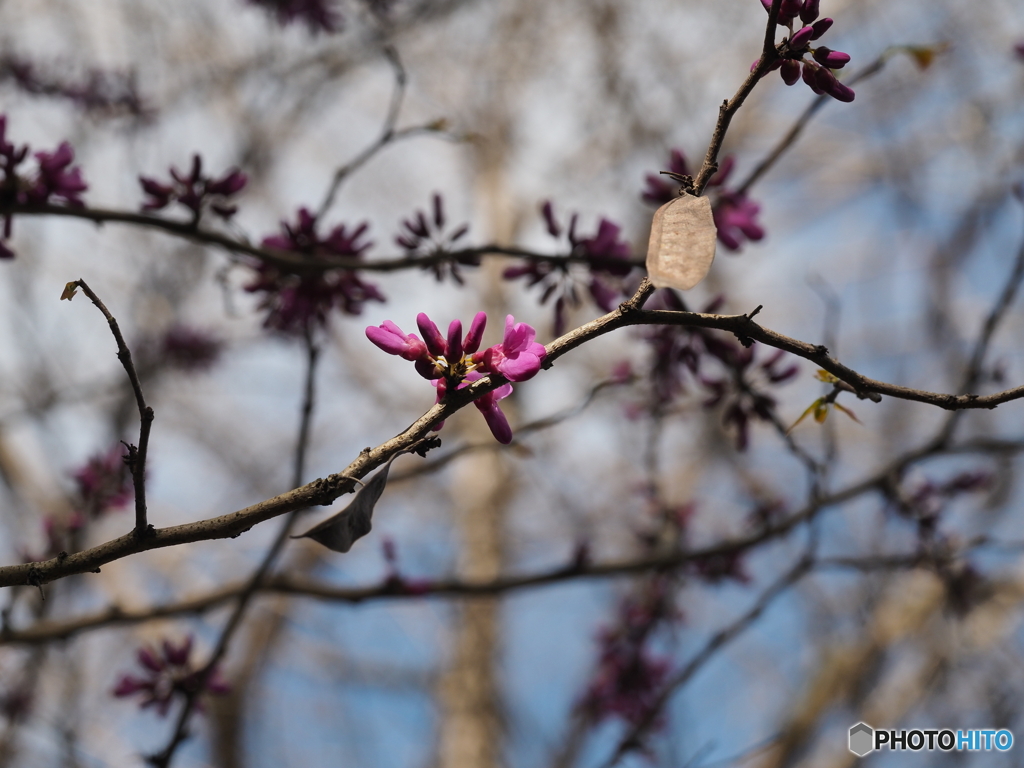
[642,150,764,252]
[246,207,383,334]
[757,0,855,103]
[0,115,88,258]
[581,575,678,728]
[895,470,992,544]
[504,201,635,335]
[74,444,133,519]
[366,312,546,443]
[245,0,343,33]
[394,193,474,284]
[139,154,247,223]
[0,54,147,118]
[113,636,230,717]
[638,291,798,450]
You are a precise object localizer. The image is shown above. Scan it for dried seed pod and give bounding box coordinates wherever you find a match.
[645,194,717,291]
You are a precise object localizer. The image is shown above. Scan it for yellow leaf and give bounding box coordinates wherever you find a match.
[813,400,830,424]
[787,398,824,434]
[815,369,838,384]
[902,43,950,70]
[60,281,79,301]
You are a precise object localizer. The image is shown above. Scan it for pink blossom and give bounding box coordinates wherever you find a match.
[479,315,547,382]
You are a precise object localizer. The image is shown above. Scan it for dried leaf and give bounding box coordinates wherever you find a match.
[292,456,397,553]
[60,281,79,301]
[645,194,717,291]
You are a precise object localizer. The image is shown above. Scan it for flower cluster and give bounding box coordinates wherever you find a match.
[0,54,147,118]
[394,193,473,284]
[758,0,854,103]
[139,154,247,223]
[504,202,635,335]
[0,116,87,258]
[581,575,678,728]
[74,444,133,518]
[247,207,383,334]
[245,0,342,33]
[894,470,993,543]
[642,150,765,252]
[113,636,230,717]
[157,325,224,372]
[366,312,546,443]
[637,291,798,449]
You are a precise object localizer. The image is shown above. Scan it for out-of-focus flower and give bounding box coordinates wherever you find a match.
[504,202,636,335]
[159,325,224,372]
[0,115,88,258]
[113,636,230,717]
[139,154,247,222]
[365,311,545,444]
[0,54,147,118]
[27,142,87,206]
[247,207,383,334]
[74,445,132,518]
[245,0,343,33]
[394,192,474,284]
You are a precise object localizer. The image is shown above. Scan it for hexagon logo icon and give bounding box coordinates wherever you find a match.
[849,722,874,757]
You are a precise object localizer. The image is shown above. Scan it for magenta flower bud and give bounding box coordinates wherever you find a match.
[823,77,855,102]
[447,319,464,361]
[416,313,447,358]
[366,320,428,361]
[541,200,561,238]
[432,192,445,229]
[206,168,247,196]
[781,59,801,85]
[779,0,802,22]
[789,25,814,50]
[759,0,772,11]
[163,637,193,667]
[802,61,825,94]
[463,312,487,354]
[813,47,851,68]
[137,648,164,673]
[809,17,832,39]
[799,0,819,23]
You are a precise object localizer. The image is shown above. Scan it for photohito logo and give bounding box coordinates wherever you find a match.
[848,722,1013,757]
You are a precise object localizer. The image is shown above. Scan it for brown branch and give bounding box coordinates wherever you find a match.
[4,279,1023,588]
[690,0,782,195]
[5,203,640,274]
[69,280,154,535]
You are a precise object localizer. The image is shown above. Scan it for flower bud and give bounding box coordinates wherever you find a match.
[781,59,801,85]
[813,47,851,68]
[789,25,814,50]
[810,17,833,39]
[799,0,819,23]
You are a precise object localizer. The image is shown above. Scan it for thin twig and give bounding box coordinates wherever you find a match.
[599,556,815,768]
[691,0,782,195]
[316,45,408,221]
[69,280,154,535]
[6,280,1024,588]
[147,333,320,767]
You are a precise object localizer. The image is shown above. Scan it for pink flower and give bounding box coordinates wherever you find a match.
[365,311,544,443]
[365,320,428,361]
[113,636,229,717]
[479,315,547,382]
